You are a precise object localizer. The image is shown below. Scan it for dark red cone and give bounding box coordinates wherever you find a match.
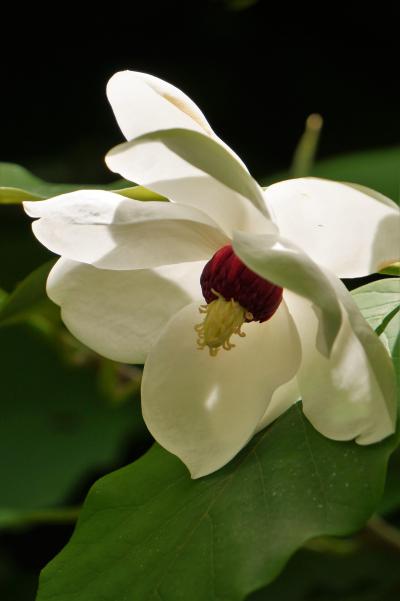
[200,244,283,322]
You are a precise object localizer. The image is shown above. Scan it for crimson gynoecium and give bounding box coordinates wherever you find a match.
[196,244,283,355]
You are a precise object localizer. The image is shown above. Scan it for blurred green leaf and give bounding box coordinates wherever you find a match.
[310,147,400,202]
[379,446,400,516]
[263,146,400,203]
[0,289,8,309]
[0,260,56,327]
[0,162,165,204]
[97,361,142,406]
[248,546,400,601]
[0,322,149,512]
[0,162,126,203]
[0,207,52,292]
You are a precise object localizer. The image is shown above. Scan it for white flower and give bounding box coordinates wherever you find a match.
[24,71,399,478]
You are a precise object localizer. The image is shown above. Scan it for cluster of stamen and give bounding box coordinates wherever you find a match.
[195,245,283,356]
[195,289,254,355]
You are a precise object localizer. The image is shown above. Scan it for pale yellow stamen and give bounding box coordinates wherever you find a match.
[195,289,253,356]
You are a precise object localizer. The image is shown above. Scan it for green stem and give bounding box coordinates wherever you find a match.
[291,113,323,178]
[366,514,400,552]
[1,506,81,529]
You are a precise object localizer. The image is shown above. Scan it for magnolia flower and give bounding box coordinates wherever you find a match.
[24,71,399,478]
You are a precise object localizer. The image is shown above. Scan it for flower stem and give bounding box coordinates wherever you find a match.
[291,113,323,178]
[0,506,81,529]
[366,514,400,552]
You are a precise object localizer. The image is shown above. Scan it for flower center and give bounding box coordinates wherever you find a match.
[195,244,283,356]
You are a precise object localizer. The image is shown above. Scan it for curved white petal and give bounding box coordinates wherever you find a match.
[285,287,397,444]
[141,300,301,478]
[232,231,342,355]
[263,177,400,278]
[24,190,228,269]
[107,70,214,141]
[106,71,273,233]
[47,258,205,363]
[107,70,250,172]
[254,377,300,433]
[106,130,274,237]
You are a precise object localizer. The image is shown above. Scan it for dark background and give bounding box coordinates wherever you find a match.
[1,2,399,600]
[2,1,399,185]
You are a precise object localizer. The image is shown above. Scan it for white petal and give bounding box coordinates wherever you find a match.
[106,72,273,234]
[24,189,228,269]
[107,70,214,141]
[141,300,301,478]
[232,231,342,355]
[263,177,400,278]
[106,130,274,237]
[107,70,249,171]
[47,258,205,363]
[254,377,300,433]
[285,286,397,444]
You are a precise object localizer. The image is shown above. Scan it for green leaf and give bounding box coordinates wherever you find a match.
[380,262,400,277]
[0,186,41,203]
[0,260,56,327]
[0,162,165,204]
[351,277,400,331]
[35,278,400,601]
[115,186,166,202]
[249,546,400,601]
[0,322,148,512]
[263,146,400,203]
[0,289,8,309]
[310,147,400,203]
[351,278,400,518]
[379,446,400,515]
[351,278,400,374]
[37,414,397,601]
[0,205,52,292]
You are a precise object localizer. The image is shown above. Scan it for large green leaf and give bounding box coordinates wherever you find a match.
[0,162,165,204]
[0,322,148,512]
[35,276,399,601]
[36,406,396,601]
